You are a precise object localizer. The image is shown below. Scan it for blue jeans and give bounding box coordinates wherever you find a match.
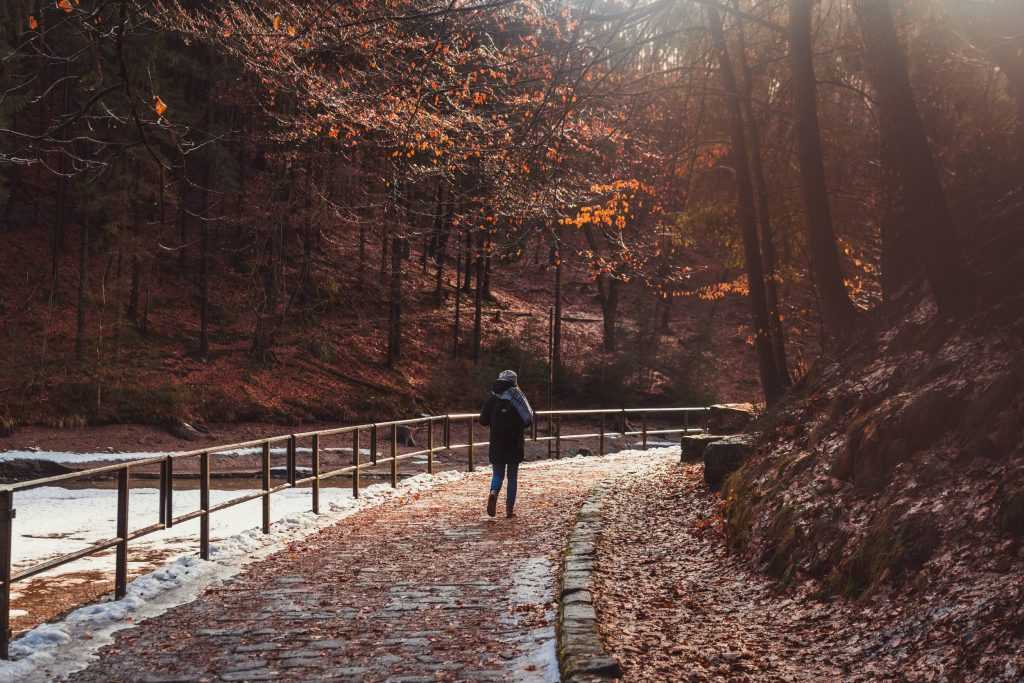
[490,462,519,508]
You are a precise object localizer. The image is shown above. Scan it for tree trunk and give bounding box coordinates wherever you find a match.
[855,0,973,313]
[387,235,403,366]
[709,7,786,406]
[433,191,453,304]
[301,158,315,304]
[472,235,483,363]
[462,230,473,292]
[581,224,618,352]
[380,223,390,285]
[199,217,210,356]
[453,246,462,358]
[552,242,563,391]
[788,0,858,337]
[128,256,141,326]
[736,19,791,385]
[358,222,366,287]
[75,221,89,362]
[198,161,212,357]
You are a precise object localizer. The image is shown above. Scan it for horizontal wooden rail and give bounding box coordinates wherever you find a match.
[0,405,710,659]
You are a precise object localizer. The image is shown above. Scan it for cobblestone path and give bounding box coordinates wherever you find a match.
[72,450,673,682]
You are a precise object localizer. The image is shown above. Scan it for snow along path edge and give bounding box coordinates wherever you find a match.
[557,484,624,683]
[0,470,468,682]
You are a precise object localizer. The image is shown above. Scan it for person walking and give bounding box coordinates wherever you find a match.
[479,369,534,518]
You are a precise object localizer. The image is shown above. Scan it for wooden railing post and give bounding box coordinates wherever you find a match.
[261,442,271,534]
[443,415,451,450]
[115,468,129,599]
[599,413,606,456]
[287,435,297,486]
[468,418,475,472]
[0,490,15,660]
[370,424,378,465]
[685,410,690,436]
[390,424,398,488]
[642,413,648,450]
[158,459,168,525]
[200,452,210,560]
[555,416,561,458]
[311,434,321,514]
[352,428,360,499]
[547,413,553,458]
[165,457,174,529]
[427,418,434,475]
[620,408,627,438]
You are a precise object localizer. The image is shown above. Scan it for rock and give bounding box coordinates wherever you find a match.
[708,403,756,432]
[168,420,202,441]
[703,435,755,490]
[573,448,594,457]
[680,434,727,462]
[397,424,417,447]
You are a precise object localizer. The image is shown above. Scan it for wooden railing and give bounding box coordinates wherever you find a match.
[0,405,709,658]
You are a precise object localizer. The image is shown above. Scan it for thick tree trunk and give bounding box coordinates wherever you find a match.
[709,7,786,406]
[788,0,858,337]
[855,0,973,313]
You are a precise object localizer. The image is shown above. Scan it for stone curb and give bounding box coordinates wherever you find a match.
[556,486,624,683]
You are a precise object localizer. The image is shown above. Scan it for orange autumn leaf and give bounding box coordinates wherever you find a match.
[153,96,168,117]
[272,15,281,30]
[57,0,73,12]
[28,15,38,30]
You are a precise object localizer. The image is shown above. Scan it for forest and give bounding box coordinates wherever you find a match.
[1,0,1018,429]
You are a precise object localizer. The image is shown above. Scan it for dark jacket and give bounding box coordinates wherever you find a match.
[479,380,529,465]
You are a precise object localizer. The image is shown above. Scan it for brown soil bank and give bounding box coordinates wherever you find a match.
[724,223,1024,678]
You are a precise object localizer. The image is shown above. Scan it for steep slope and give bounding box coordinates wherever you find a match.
[724,220,1024,677]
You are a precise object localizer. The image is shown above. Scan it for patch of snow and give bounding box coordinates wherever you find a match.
[0,445,369,464]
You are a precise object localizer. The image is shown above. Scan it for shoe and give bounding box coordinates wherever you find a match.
[506,506,515,519]
[487,492,497,517]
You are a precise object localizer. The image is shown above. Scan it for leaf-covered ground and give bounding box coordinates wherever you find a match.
[593,461,1024,681]
[65,450,673,682]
